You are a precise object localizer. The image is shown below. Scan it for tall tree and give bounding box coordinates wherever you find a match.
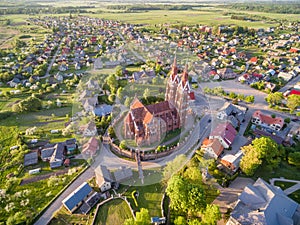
[288,152,300,167]
[265,92,283,106]
[163,154,187,184]
[240,137,280,176]
[166,175,206,214]
[201,204,221,225]
[135,208,151,225]
[287,95,300,112]
[174,216,187,225]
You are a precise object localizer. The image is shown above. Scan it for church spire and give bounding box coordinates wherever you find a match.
[171,56,178,78]
[182,64,188,85]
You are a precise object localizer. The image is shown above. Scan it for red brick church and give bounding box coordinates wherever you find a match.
[124,58,193,146]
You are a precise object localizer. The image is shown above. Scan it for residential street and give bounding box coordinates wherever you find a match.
[34,114,211,225]
[34,167,95,225]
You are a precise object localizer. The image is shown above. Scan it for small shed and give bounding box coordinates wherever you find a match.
[24,151,38,166]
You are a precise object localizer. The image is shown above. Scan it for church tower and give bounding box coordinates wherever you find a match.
[165,57,179,107]
[174,64,190,127]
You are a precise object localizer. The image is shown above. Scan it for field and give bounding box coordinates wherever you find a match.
[90,10,277,28]
[94,199,133,225]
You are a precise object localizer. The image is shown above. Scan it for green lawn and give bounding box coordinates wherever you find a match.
[274,181,300,203]
[49,206,95,225]
[253,161,300,203]
[124,183,164,217]
[95,199,133,225]
[0,106,72,130]
[254,161,300,181]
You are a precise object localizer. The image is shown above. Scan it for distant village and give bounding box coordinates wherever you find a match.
[1,14,300,225]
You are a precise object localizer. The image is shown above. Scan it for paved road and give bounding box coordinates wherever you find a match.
[34,167,94,225]
[41,40,63,78]
[279,75,300,93]
[97,114,211,170]
[34,114,210,225]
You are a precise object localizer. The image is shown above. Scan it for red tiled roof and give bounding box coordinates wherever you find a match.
[290,48,299,53]
[202,138,224,156]
[252,72,263,78]
[82,137,99,155]
[189,92,195,100]
[209,70,217,75]
[290,89,300,96]
[229,47,236,53]
[131,98,144,109]
[249,57,258,63]
[252,110,284,127]
[210,122,237,145]
[146,101,171,114]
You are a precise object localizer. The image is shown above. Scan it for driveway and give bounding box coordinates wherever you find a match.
[213,177,254,225]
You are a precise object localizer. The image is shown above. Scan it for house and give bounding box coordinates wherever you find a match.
[253,128,284,145]
[217,68,237,80]
[81,137,99,157]
[132,69,156,82]
[227,178,300,225]
[65,138,77,154]
[220,150,243,174]
[93,104,113,117]
[209,122,237,148]
[78,90,93,101]
[113,166,133,183]
[201,138,224,159]
[227,115,239,129]
[95,165,114,192]
[24,151,38,166]
[62,182,93,213]
[94,58,103,70]
[287,123,300,141]
[278,72,293,82]
[289,89,300,96]
[86,79,100,90]
[248,57,258,65]
[251,111,284,132]
[217,102,246,123]
[41,146,55,161]
[290,47,300,53]
[82,97,98,112]
[80,121,97,137]
[49,143,65,169]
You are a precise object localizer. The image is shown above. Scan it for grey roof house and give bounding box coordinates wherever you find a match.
[95,165,114,192]
[50,143,65,169]
[227,178,300,225]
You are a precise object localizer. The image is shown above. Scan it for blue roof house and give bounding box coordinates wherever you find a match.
[62,182,93,213]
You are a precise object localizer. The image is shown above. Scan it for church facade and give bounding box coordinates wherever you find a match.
[124,58,192,146]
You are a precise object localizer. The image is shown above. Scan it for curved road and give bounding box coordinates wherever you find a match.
[34,114,211,225]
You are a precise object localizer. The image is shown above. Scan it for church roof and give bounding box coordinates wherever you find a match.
[130,97,145,109]
[146,101,171,114]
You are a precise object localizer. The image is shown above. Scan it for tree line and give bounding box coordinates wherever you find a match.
[0,6,94,15]
[225,3,300,14]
